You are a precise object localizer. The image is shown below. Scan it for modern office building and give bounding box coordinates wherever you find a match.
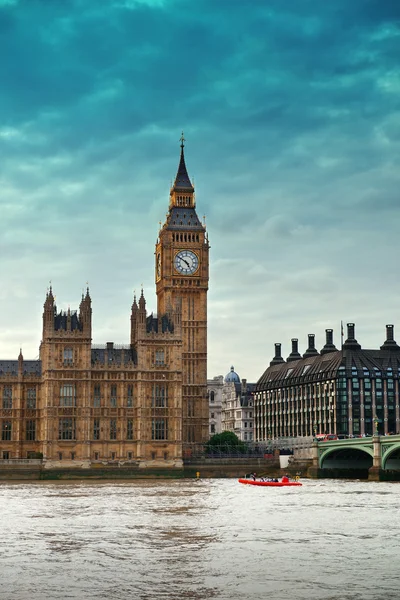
[255,324,400,441]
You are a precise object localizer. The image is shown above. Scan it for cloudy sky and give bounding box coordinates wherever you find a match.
[0,0,399,381]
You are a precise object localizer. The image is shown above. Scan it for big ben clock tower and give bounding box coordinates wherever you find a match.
[156,135,209,447]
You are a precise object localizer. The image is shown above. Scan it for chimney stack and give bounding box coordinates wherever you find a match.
[287,338,301,362]
[270,343,285,366]
[320,329,337,355]
[303,334,319,358]
[342,323,361,350]
[380,324,400,351]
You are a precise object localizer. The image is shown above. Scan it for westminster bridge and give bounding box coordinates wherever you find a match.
[310,434,400,480]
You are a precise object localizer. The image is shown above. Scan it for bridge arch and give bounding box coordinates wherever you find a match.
[320,445,373,470]
[382,443,400,470]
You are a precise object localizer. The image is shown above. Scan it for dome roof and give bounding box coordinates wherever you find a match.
[225,365,240,383]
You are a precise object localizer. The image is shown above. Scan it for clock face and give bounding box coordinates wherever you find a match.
[174,250,199,275]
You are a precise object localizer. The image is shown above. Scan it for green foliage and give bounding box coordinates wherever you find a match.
[207,431,241,446]
[206,431,247,454]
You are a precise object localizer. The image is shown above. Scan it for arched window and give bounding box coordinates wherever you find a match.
[210,391,215,403]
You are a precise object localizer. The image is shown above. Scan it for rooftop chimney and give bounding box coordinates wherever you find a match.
[287,338,302,362]
[303,334,319,358]
[342,323,361,350]
[270,343,285,366]
[380,324,400,351]
[320,329,337,355]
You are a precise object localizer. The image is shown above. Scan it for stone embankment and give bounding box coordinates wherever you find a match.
[0,458,297,480]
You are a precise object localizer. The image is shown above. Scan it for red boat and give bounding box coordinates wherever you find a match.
[238,478,302,487]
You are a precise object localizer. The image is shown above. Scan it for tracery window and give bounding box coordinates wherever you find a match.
[110,419,117,440]
[152,385,168,408]
[60,384,75,407]
[127,385,133,408]
[25,420,36,441]
[152,418,168,440]
[63,348,73,366]
[58,418,75,440]
[2,420,12,441]
[127,419,133,440]
[155,349,165,366]
[110,385,117,408]
[93,418,100,440]
[27,388,36,409]
[93,385,101,407]
[3,386,12,409]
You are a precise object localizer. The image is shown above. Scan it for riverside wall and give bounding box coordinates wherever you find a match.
[0,458,294,481]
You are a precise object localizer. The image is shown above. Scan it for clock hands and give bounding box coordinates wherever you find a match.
[175,250,198,274]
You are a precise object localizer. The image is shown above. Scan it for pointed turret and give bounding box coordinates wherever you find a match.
[79,286,92,334]
[138,288,146,310]
[131,294,138,312]
[43,285,55,337]
[167,134,201,217]
[172,132,194,193]
[130,293,138,345]
[138,289,147,331]
[18,348,23,376]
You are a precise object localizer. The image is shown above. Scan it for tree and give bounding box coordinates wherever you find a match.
[205,431,247,454]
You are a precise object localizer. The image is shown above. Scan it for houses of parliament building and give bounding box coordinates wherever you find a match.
[0,139,210,468]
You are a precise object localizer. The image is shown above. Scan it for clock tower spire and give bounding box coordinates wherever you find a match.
[156,136,210,448]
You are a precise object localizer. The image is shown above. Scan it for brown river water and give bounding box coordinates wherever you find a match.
[0,478,399,600]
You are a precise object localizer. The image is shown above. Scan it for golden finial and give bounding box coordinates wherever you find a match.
[180,131,185,149]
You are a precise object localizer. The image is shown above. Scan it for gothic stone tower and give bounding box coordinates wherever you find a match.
[156,137,210,446]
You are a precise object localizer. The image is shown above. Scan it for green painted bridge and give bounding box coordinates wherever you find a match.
[312,435,400,480]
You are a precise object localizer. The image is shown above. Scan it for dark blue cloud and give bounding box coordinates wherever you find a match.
[0,0,399,377]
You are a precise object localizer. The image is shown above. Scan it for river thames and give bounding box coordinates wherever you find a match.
[1,478,399,600]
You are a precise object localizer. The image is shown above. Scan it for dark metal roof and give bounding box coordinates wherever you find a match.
[54,310,82,331]
[172,146,194,192]
[91,347,137,366]
[0,360,42,376]
[146,314,174,334]
[165,207,204,231]
[256,346,400,391]
[233,382,256,407]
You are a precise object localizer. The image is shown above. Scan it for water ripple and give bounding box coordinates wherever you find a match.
[0,479,398,600]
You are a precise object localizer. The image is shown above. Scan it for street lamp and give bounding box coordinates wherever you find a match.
[373,415,379,436]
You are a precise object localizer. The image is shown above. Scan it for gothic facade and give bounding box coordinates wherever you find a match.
[0,141,209,468]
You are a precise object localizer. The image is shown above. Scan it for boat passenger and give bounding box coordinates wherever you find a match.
[281,475,289,483]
